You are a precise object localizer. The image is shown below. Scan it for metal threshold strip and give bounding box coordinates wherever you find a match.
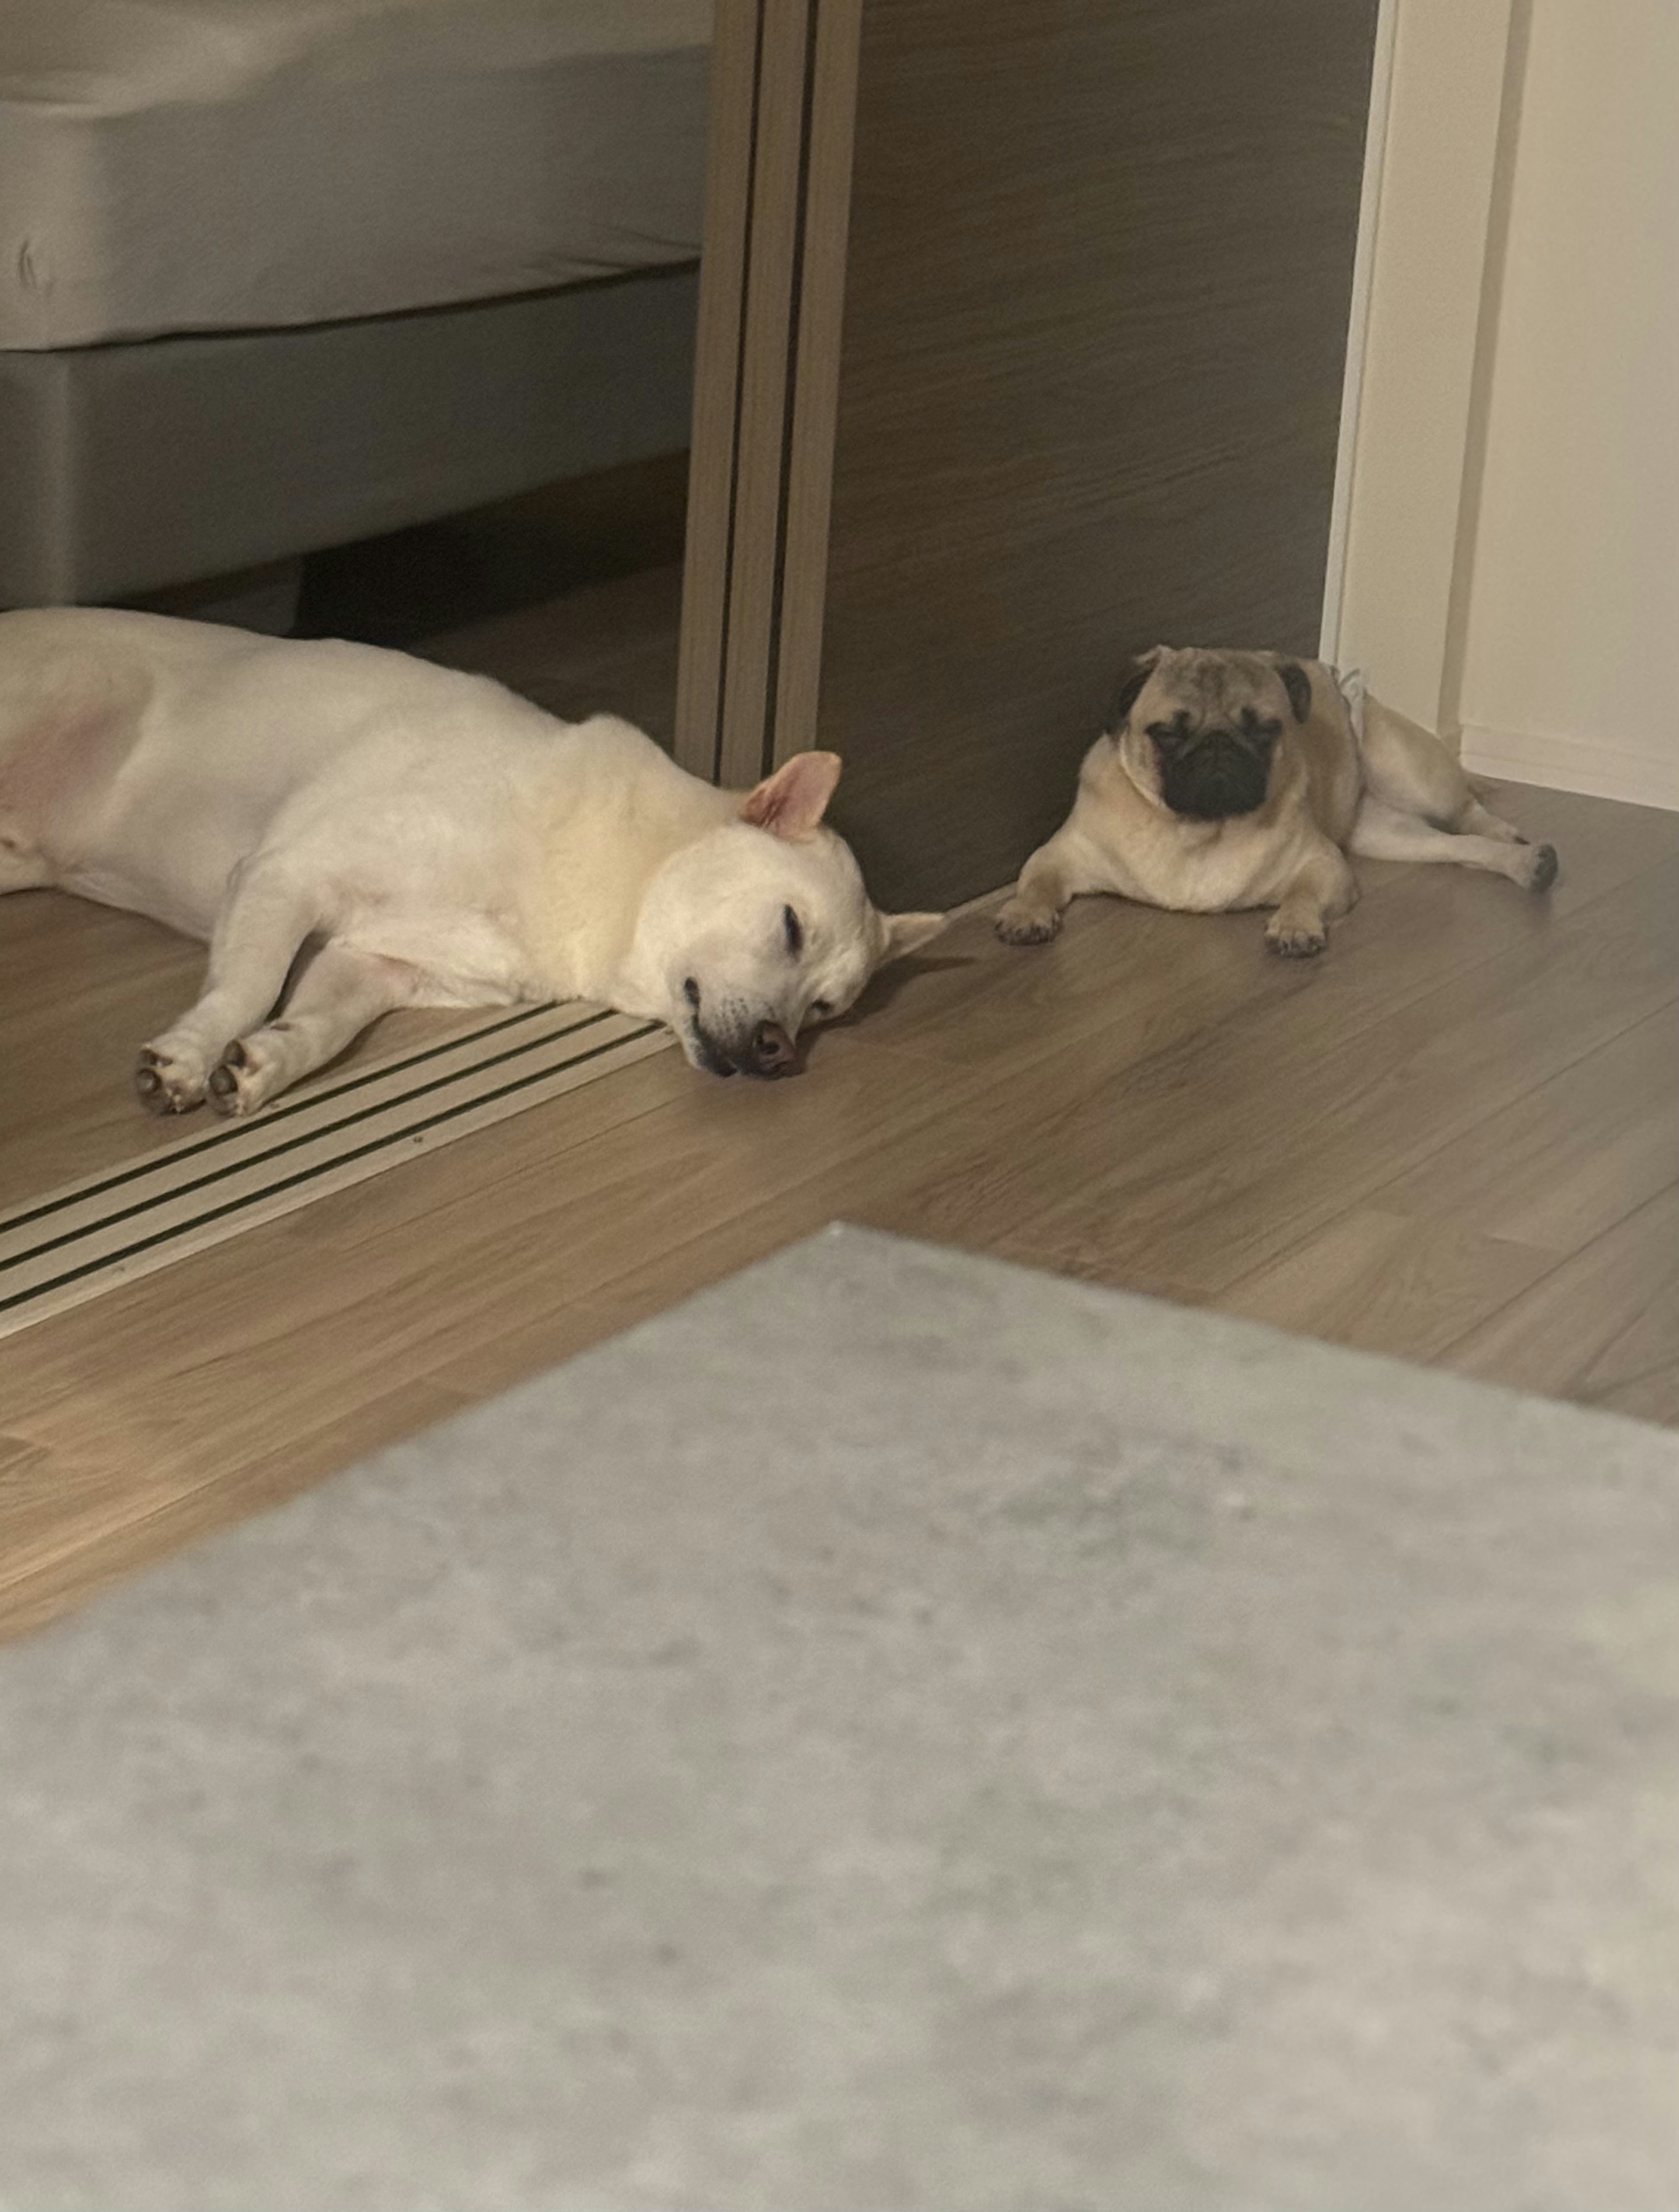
[0,1001,671,1340]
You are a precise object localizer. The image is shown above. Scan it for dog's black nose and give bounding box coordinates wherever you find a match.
[748,1019,798,1077]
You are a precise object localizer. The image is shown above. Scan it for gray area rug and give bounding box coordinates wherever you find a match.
[3,1224,1679,2212]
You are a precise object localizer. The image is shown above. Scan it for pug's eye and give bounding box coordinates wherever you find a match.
[1146,721,1188,753]
[809,999,833,1019]
[782,904,804,956]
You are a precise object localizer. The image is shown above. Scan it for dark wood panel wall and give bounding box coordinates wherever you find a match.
[679,0,1379,909]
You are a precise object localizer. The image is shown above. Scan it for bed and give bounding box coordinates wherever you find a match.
[0,0,711,607]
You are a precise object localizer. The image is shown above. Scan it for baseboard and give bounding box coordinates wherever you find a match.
[1460,722,1679,812]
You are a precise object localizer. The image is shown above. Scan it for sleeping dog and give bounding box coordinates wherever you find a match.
[0,609,944,1112]
[997,646,1557,954]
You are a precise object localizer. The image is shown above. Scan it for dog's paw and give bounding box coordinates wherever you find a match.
[1265,921,1327,960]
[1525,842,1559,894]
[995,900,1062,947]
[206,1038,272,1118]
[133,1045,208,1115]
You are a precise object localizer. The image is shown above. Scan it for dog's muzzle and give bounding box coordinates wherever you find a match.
[694,1017,799,1079]
[1158,733,1271,822]
[683,975,800,1077]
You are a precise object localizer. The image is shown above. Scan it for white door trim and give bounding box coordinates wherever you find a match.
[1317,0,1519,738]
[1317,0,1398,671]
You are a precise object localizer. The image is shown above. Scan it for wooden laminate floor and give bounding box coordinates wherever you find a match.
[0,489,1674,1637]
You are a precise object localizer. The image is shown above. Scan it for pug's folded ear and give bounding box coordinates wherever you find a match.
[1108,644,1170,732]
[1272,658,1314,723]
[741,751,843,839]
[876,910,947,965]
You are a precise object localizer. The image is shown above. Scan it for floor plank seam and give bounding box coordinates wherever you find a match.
[1205,1003,1679,1303]
[1431,1180,1679,1376]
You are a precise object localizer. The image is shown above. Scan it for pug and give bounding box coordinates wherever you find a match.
[995,647,1557,956]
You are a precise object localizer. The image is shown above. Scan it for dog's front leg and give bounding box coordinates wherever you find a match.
[1264,840,1358,959]
[206,943,416,1116]
[995,832,1090,945]
[136,855,317,1112]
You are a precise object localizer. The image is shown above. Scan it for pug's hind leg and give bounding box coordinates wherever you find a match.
[1264,841,1358,959]
[1351,796,1557,892]
[1360,697,1533,847]
[1458,794,1529,845]
[0,833,50,894]
[996,834,1087,945]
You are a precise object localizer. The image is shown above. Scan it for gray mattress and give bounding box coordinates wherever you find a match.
[0,0,711,605]
[0,0,711,349]
[0,266,698,606]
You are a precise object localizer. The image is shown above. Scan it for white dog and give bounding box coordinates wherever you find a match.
[0,609,944,1113]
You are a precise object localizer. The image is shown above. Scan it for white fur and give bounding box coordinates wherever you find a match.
[0,609,944,1112]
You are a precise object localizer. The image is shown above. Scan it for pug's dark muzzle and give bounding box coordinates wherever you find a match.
[1157,732,1272,822]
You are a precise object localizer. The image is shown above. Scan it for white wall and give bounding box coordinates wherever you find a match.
[1331,0,1679,810]
[1454,1,1679,808]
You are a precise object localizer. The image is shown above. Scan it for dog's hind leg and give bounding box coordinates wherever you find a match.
[206,942,418,1116]
[1359,695,1533,847]
[1456,792,1530,844]
[136,855,318,1113]
[0,835,49,893]
[1350,795,1558,892]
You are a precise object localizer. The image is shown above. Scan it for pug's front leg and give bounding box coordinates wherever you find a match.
[1264,842,1358,959]
[996,834,1083,945]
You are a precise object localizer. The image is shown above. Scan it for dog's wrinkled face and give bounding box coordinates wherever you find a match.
[630,752,945,1077]
[1109,646,1313,822]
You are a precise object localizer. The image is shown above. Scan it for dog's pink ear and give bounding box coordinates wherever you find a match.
[741,751,842,840]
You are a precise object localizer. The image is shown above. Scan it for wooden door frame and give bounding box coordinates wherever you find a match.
[674,0,864,790]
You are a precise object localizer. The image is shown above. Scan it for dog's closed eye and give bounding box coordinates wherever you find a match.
[782,904,803,956]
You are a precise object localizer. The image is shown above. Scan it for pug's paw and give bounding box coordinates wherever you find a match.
[1525,843,1558,894]
[1265,919,1327,959]
[995,899,1063,947]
